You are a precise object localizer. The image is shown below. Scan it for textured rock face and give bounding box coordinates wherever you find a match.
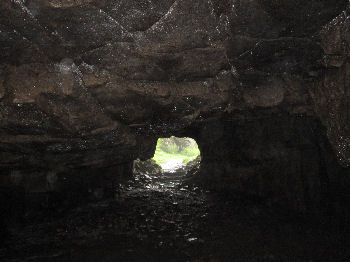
[193,115,337,213]
[0,0,350,211]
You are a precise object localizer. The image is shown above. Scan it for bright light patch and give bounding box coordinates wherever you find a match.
[152,136,200,171]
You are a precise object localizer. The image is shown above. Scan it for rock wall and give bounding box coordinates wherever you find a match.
[191,114,344,214]
[0,0,350,214]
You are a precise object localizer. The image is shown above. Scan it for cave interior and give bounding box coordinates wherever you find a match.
[1,0,350,261]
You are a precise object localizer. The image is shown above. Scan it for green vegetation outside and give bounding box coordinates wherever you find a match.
[152,137,200,165]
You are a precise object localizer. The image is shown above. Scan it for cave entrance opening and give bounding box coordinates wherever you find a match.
[132,136,201,179]
[152,136,201,172]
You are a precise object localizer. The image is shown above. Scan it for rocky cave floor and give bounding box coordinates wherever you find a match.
[1,168,350,262]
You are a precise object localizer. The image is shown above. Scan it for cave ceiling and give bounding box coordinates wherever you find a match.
[0,0,349,170]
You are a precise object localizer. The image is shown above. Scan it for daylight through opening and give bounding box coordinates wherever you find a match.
[152,136,201,172]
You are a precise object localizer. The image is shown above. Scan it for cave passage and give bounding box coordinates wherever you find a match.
[2,0,350,260]
[152,136,201,172]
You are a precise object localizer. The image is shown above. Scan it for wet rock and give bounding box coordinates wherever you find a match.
[133,159,162,176]
[0,0,348,171]
[176,156,201,177]
[320,7,350,56]
[0,0,350,215]
[47,0,96,8]
[1,2,350,261]
[2,164,350,262]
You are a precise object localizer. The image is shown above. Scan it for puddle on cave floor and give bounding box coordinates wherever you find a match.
[2,169,350,262]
